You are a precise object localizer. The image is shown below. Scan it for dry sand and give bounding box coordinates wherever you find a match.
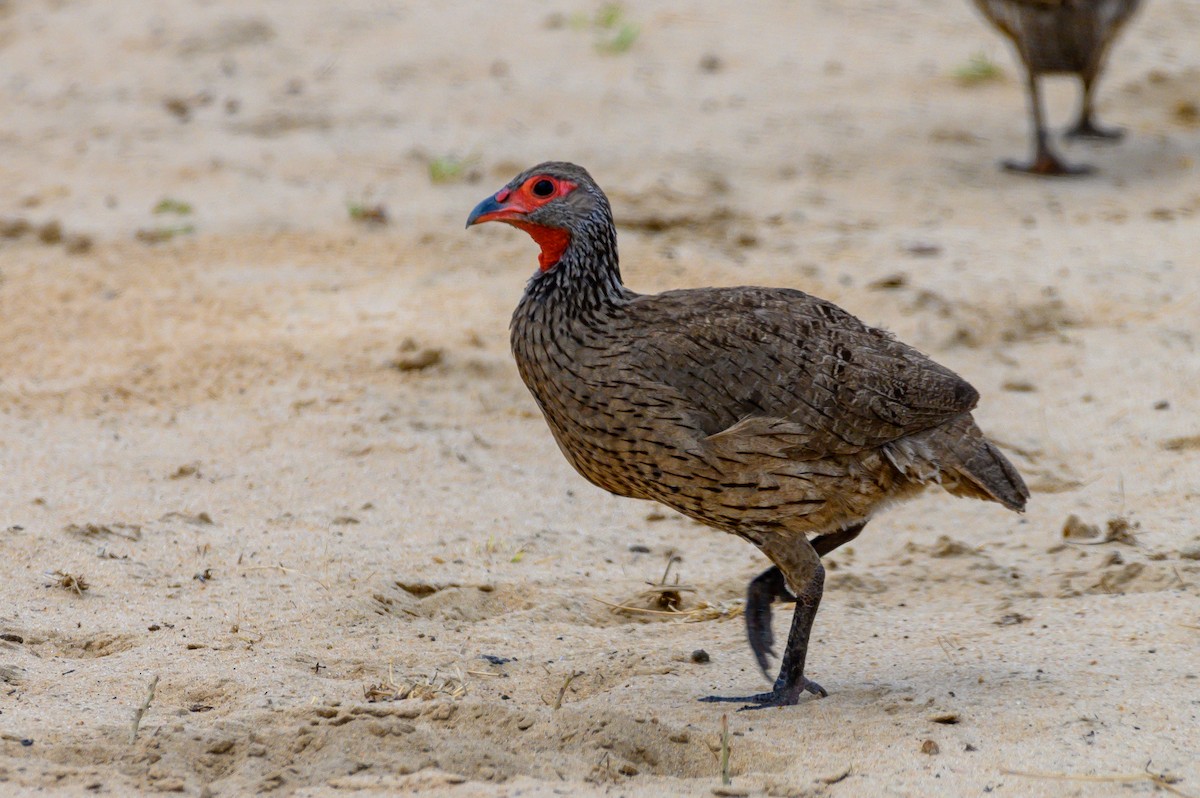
[1,1,1199,795]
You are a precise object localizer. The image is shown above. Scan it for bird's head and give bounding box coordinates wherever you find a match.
[466,162,608,272]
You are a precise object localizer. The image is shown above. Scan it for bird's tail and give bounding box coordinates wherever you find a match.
[885,413,1030,512]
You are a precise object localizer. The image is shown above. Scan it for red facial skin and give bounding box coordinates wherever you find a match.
[472,176,577,271]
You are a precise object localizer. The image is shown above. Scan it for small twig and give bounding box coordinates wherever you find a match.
[935,634,959,665]
[660,554,682,585]
[720,713,731,785]
[129,675,159,744]
[594,597,686,615]
[553,671,581,710]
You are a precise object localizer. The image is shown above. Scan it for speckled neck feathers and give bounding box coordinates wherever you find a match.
[519,197,628,312]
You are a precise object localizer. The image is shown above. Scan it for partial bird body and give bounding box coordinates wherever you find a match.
[969,0,1143,174]
[470,162,1029,707]
[513,285,1023,537]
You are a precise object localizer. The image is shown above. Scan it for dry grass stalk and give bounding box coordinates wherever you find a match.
[553,671,581,710]
[242,563,330,591]
[719,713,731,785]
[1002,768,1191,797]
[605,555,746,621]
[364,666,466,702]
[598,595,744,622]
[129,675,160,744]
[64,522,141,541]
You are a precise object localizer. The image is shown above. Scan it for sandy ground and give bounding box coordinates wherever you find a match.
[2,0,1199,795]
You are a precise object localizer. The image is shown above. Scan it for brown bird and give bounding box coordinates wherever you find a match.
[969,0,1143,175]
[467,162,1029,708]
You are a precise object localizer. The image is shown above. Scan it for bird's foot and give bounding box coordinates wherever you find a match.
[1065,119,1124,141]
[699,681,827,710]
[699,678,827,710]
[1002,153,1093,177]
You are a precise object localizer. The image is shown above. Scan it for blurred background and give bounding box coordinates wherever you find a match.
[1,0,1196,240]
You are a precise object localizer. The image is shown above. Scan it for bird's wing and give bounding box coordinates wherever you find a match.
[621,287,979,458]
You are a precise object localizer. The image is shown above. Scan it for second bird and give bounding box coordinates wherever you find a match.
[970,0,1144,175]
[468,162,1029,708]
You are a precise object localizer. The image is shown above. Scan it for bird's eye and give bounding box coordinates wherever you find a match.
[531,179,555,198]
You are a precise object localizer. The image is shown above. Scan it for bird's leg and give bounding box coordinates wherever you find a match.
[742,522,867,678]
[702,536,826,709]
[1065,67,1123,141]
[1004,68,1092,176]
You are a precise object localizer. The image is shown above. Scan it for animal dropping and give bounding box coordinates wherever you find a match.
[468,162,1028,708]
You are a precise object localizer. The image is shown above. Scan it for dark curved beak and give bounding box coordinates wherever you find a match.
[466,194,515,228]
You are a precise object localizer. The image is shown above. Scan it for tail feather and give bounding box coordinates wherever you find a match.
[885,413,1030,512]
[958,438,1029,512]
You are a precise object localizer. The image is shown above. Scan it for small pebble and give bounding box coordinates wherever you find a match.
[37,220,63,244]
[480,654,512,666]
[690,649,710,664]
[391,348,442,371]
[64,234,94,254]
[0,218,31,238]
[1062,514,1099,541]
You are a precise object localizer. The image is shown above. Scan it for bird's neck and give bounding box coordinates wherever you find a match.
[524,215,627,311]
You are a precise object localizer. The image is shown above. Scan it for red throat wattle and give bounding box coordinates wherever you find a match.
[510,221,571,272]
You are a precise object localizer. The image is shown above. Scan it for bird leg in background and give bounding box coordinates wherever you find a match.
[1005,69,1092,177]
[1065,67,1124,140]
[703,536,826,709]
[744,565,792,677]
[811,521,867,558]
[743,521,867,678]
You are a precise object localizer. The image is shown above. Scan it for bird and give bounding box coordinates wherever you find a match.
[467,162,1029,708]
[968,0,1144,175]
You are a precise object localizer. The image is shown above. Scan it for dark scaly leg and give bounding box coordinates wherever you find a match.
[1065,65,1123,141]
[1004,66,1092,176]
[742,522,867,678]
[702,534,827,709]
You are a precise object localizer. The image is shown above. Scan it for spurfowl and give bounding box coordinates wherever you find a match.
[467,162,1029,708]
[969,0,1143,175]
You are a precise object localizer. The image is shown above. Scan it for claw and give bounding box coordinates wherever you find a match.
[699,678,827,710]
[1065,120,1124,141]
[1002,153,1093,177]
